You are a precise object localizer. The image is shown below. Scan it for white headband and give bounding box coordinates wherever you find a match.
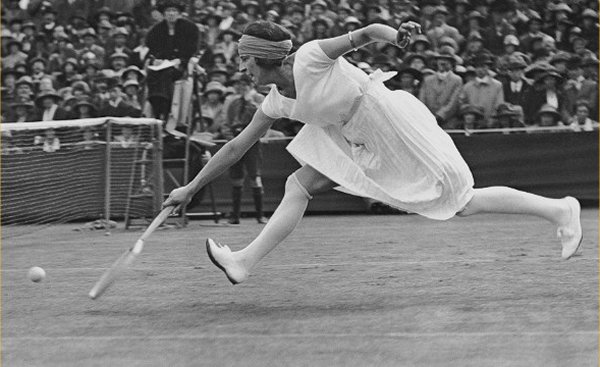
[238,34,293,59]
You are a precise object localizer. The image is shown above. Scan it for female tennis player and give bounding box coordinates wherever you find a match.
[163,21,582,285]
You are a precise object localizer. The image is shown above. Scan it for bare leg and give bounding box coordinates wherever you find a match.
[207,165,336,283]
[458,186,582,259]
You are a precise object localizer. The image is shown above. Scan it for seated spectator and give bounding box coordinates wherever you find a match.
[5,97,36,123]
[15,75,35,100]
[74,126,101,150]
[200,81,226,134]
[34,128,61,152]
[77,28,106,68]
[458,104,485,131]
[108,52,130,76]
[491,103,525,130]
[55,58,82,90]
[71,98,98,119]
[35,89,69,121]
[524,69,567,125]
[426,6,463,51]
[394,65,422,96]
[121,65,145,83]
[580,8,599,53]
[534,104,563,128]
[98,82,141,117]
[29,57,54,94]
[123,79,144,112]
[105,27,133,66]
[113,126,138,148]
[569,100,599,132]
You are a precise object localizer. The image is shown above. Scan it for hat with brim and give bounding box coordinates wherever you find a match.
[220,28,241,39]
[551,3,572,13]
[507,55,528,69]
[94,6,114,21]
[313,17,330,28]
[74,99,97,111]
[22,21,36,31]
[524,61,553,78]
[397,66,423,82]
[582,8,599,20]
[156,0,186,13]
[82,28,98,38]
[6,38,22,50]
[535,70,564,84]
[467,10,485,21]
[404,53,428,66]
[459,104,484,118]
[410,34,431,50]
[432,5,449,16]
[434,50,457,64]
[470,52,494,67]
[35,90,62,106]
[123,79,140,89]
[344,16,362,27]
[493,104,519,118]
[208,66,230,78]
[121,65,145,81]
[537,104,561,120]
[526,11,542,24]
[550,51,572,65]
[109,52,130,62]
[16,75,34,88]
[311,0,328,10]
[242,1,260,10]
[204,81,225,95]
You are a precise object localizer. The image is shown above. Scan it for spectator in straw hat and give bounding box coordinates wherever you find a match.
[35,89,69,121]
[419,48,463,128]
[563,55,598,120]
[5,96,36,123]
[200,81,226,131]
[459,52,505,125]
[568,99,599,132]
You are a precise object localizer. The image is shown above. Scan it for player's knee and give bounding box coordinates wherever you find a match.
[285,173,313,200]
[249,176,263,188]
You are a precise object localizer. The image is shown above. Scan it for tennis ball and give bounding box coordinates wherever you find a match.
[28,267,46,283]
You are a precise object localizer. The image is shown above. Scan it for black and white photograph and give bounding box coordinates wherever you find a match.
[1,0,598,365]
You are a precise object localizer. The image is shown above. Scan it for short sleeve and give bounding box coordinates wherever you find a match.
[294,40,335,70]
[261,86,288,119]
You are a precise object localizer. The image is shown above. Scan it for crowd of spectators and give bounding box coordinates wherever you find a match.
[1,0,599,138]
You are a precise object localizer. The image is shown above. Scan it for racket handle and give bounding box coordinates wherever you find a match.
[139,207,173,242]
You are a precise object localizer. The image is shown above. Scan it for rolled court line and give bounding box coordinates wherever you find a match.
[3,330,598,341]
[1,257,595,272]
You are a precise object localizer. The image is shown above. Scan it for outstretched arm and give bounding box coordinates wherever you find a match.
[318,21,421,60]
[162,108,275,209]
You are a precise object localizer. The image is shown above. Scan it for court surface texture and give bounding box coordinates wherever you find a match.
[3,210,598,366]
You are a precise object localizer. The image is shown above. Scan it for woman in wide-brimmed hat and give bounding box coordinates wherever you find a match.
[71,97,98,119]
[6,96,36,122]
[163,20,583,288]
[523,68,567,124]
[35,89,70,121]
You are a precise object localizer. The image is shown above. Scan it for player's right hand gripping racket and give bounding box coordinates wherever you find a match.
[89,207,173,300]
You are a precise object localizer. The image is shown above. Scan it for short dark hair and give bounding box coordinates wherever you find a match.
[243,21,292,68]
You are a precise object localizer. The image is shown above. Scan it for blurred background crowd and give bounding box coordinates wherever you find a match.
[1,0,599,135]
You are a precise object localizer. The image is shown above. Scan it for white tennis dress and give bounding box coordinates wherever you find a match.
[261,41,474,220]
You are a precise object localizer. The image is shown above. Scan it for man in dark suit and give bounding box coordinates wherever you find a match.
[501,55,533,122]
[34,90,70,121]
[563,56,598,120]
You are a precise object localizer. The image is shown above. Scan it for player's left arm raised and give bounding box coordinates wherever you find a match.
[318,21,422,60]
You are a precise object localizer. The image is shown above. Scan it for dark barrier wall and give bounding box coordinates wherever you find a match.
[188,131,598,215]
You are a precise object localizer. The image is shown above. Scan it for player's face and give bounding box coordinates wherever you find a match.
[239,56,262,84]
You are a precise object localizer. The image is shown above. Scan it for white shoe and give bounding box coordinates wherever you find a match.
[558,197,582,260]
[206,238,249,284]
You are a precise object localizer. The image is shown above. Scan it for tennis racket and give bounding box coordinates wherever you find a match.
[89,207,173,300]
